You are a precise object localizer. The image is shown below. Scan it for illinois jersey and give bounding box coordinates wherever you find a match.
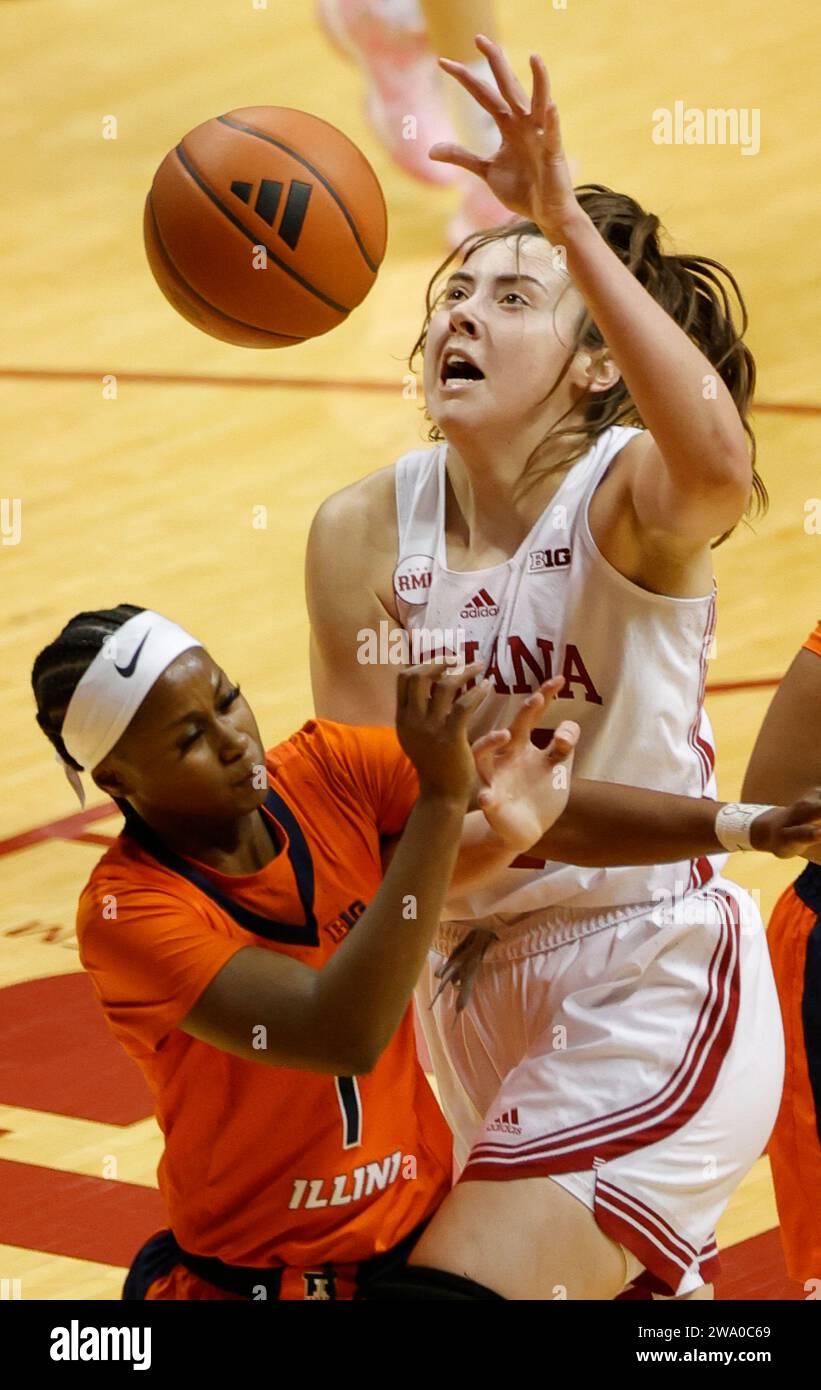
[393,425,726,917]
[76,719,451,1272]
[765,619,821,1283]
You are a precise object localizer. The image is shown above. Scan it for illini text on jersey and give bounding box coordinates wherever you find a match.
[288,1150,418,1210]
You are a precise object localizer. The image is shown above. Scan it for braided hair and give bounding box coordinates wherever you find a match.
[409,184,763,547]
[31,605,145,771]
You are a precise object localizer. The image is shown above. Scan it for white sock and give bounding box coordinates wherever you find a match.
[446,56,503,157]
[368,0,425,33]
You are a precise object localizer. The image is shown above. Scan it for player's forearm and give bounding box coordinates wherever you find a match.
[315,790,468,1072]
[445,809,527,902]
[553,212,750,487]
[531,778,725,866]
[741,649,821,805]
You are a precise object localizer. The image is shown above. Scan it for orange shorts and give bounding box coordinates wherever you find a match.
[124,1222,426,1301]
[766,862,821,1285]
[145,1263,357,1301]
[146,1266,246,1301]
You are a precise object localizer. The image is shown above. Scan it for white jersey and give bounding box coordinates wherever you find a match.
[393,425,727,918]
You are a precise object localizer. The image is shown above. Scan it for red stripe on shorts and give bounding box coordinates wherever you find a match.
[596,1180,721,1294]
[461,889,742,1180]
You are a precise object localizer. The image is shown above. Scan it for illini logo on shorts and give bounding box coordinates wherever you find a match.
[393,554,434,606]
[303,1271,336,1300]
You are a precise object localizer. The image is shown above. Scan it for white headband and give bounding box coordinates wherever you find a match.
[58,610,201,806]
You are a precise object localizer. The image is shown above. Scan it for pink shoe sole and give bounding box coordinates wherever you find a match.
[316,0,358,60]
[447,181,517,250]
[316,0,461,188]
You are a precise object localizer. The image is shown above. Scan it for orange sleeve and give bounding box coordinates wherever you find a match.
[803,621,821,657]
[76,876,247,1053]
[308,720,419,836]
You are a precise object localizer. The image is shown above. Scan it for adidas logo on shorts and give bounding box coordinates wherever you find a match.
[460,588,499,620]
[487,1107,522,1135]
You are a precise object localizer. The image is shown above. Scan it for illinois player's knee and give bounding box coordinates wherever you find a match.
[359,1265,505,1300]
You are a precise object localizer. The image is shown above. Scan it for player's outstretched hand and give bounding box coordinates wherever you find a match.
[430,34,580,240]
[749,790,821,862]
[471,675,580,849]
[396,659,486,803]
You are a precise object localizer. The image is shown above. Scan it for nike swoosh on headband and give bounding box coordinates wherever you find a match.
[114,631,150,678]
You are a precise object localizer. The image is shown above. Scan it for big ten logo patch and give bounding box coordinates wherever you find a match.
[528,547,571,573]
[393,554,434,605]
[323,900,366,944]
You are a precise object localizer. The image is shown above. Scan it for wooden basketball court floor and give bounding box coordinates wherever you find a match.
[1,0,818,1299]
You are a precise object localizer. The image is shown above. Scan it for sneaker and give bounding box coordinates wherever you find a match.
[315,0,461,187]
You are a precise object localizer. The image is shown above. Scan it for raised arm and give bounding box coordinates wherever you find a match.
[433,35,752,551]
[741,642,821,806]
[180,662,484,1075]
[441,673,821,908]
[533,778,821,866]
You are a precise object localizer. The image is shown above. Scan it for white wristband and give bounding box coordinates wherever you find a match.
[714,802,775,853]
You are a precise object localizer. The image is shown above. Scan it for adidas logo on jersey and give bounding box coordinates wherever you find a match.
[528,547,572,572]
[460,588,499,619]
[487,1107,522,1135]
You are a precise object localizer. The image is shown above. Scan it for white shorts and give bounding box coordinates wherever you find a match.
[416,876,784,1296]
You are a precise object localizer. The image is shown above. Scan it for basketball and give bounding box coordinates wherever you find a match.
[143,106,388,347]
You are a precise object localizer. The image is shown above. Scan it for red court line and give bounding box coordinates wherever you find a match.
[0,803,119,857]
[705,676,780,694]
[0,1158,165,1269]
[620,1225,806,1300]
[1,366,820,416]
[714,1225,806,1300]
[0,367,399,395]
[0,974,155,1125]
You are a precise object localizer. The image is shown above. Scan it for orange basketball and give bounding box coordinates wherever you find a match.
[144,106,388,347]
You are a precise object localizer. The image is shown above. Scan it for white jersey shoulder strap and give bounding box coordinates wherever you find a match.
[394,427,644,556]
[395,443,445,556]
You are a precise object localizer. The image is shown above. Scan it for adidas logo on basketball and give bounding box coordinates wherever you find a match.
[460,588,499,620]
[487,1107,522,1135]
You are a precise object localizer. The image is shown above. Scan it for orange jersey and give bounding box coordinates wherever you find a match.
[76,719,452,1269]
[804,620,821,657]
[766,864,821,1284]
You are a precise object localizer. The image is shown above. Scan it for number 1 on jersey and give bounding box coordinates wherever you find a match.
[335,1075,363,1149]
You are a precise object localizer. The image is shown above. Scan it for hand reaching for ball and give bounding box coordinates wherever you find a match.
[471,675,580,849]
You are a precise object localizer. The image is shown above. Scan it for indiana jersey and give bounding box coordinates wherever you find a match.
[393,425,726,918]
[76,719,451,1269]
